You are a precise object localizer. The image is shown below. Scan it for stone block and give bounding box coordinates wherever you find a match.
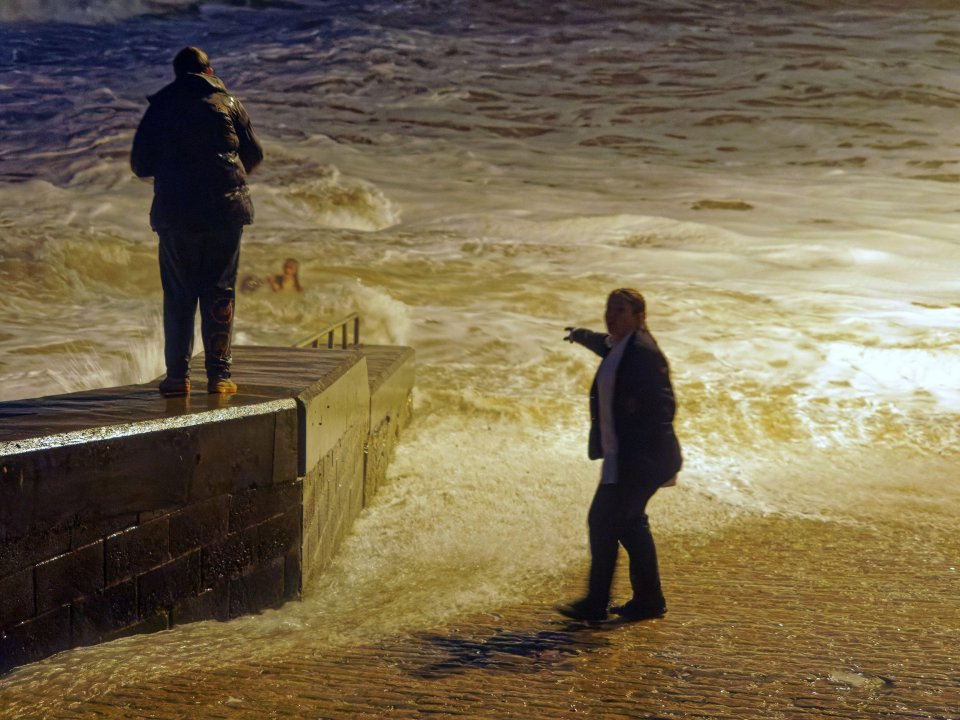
[229,482,300,533]
[302,467,318,534]
[0,432,193,540]
[364,420,390,506]
[35,541,104,613]
[71,579,138,647]
[0,566,34,630]
[301,516,320,589]
[189,414,277,502]
[201,531,256,585]
[341,426,367,520]
[138,552,201,617]
[171,580,230,625]
[102,610,168,643]
[304,439,360,589]
[0,526,71,578]
[0,605,71,675]
[228,559,285,618]
[138,507,179,523]
[169,496,229,557]
[298,357,370,476]
[367,368,413,503]
[283,546,301,602]
[255,507,301,565]
[309,524,336,583]
[368,346,415,430]
[272,405,298,484]
[105,517,170,585]
[72,513,139,550]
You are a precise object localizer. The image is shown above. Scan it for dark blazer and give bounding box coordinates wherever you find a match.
[573,329,682,487]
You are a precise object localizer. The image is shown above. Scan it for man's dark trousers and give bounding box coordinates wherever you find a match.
[586,479,665,610]
[158,226,242,381]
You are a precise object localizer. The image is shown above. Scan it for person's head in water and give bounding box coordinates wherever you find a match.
[270,257,302,292]
[605,287,647,341]
[173,47,212,78]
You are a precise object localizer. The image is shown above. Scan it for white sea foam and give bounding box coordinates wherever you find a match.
[258,164,401,232]
[0,0,198,24]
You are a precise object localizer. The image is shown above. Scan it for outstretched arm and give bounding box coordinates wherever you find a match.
[564,327,609,357]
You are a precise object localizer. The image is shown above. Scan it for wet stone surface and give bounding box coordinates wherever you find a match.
[2,512,957,719]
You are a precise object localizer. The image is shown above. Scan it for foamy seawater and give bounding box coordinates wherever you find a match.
[1,0,959,709]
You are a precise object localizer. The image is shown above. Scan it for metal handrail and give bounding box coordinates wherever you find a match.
[294,312,360,350]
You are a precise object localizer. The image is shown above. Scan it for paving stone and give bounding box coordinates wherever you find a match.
[5,513,955,719]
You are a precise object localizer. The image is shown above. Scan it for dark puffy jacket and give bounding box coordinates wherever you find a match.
[131,73,263,231]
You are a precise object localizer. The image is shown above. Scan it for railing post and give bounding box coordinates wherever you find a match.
[293,312,361,351]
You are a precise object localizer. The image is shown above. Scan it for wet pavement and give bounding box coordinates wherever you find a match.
[3,510,957,719]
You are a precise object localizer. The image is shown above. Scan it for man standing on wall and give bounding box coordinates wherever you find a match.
[131,46,263,396]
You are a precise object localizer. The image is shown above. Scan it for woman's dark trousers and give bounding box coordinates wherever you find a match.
[586,480,665,610]
[158,227,242,381]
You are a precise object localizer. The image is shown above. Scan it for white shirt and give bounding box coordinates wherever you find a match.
[596,332,631,485]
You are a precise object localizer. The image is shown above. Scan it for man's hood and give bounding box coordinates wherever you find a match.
[147,72,227,104]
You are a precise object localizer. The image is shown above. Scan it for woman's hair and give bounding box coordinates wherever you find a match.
[608,288,646,315]
[608,287,649,333]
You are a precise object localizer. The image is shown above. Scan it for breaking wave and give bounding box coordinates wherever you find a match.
[0,0,198,24]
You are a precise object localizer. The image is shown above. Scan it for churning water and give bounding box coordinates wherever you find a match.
[1,0,958,710]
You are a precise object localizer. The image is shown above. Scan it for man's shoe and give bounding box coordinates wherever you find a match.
[610,600,666,622]
[158,376,190,397]
[208,377,238,394]
[556,597,608,622]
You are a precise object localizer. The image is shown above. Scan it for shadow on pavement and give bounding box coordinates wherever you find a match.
[409,620,617,679]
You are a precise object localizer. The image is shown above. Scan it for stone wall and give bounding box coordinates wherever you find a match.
[300,357,371,588]
[0,400,301,673]
[364,346,416,505]
[0,345,414,674]
[300,347,415,587]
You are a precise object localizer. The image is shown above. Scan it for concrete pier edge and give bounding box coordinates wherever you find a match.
[0,344,414,674]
